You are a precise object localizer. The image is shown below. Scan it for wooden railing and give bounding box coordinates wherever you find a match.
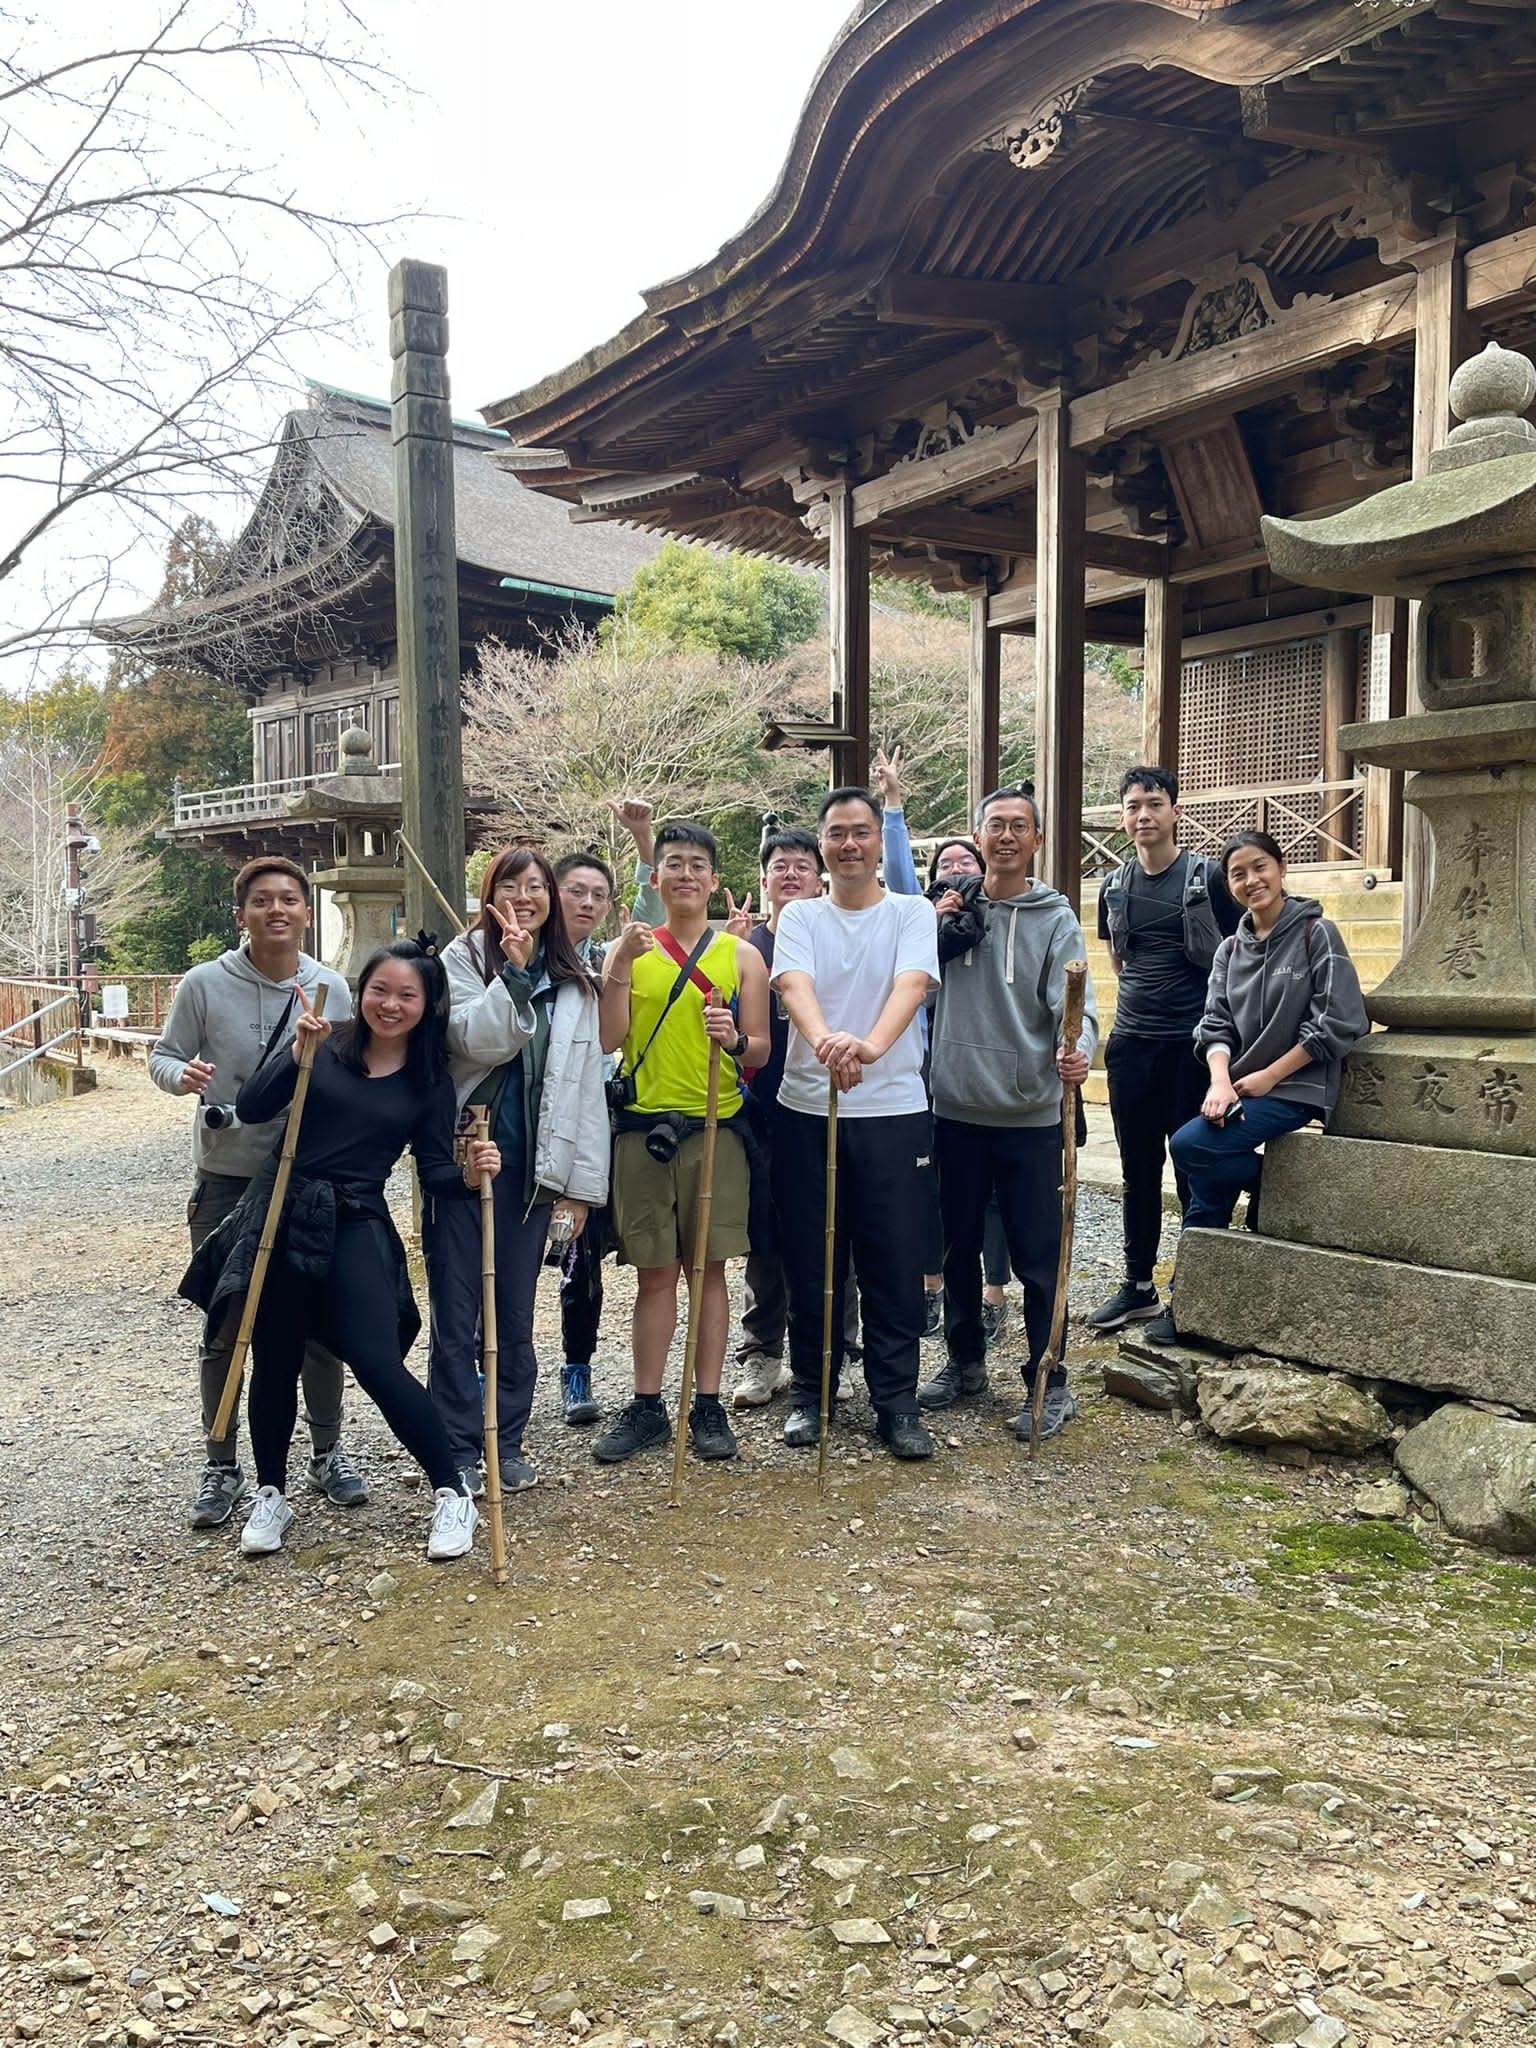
[0,976,82,1076]
[91,974,183,1032]
[1082,777,1367,876]
[173,762,398,829]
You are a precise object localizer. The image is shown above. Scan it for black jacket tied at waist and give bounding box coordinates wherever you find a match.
[178,1157,422,1354]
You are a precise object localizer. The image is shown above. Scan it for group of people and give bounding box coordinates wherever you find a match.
[150,762,1368,1562]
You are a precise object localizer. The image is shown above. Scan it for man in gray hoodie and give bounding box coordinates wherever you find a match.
[921,785,1098,1441]
[150,856,356,1529]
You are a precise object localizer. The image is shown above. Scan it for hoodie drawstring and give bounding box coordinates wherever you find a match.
[1005,905,1018,986]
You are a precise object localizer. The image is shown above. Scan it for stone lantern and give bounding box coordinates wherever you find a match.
[285,725,404,982]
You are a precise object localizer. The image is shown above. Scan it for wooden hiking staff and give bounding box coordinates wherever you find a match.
[669,1007,724,1509]
[1030,959,1089,1460]
[473,1104,509,1586]
[211,984,330,1443]
[817,1070,839,1497]
[396,829,468,936]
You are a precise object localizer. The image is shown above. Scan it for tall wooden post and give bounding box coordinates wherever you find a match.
[967,587,1001,825]
[826,479,870,789]
[1033,390,1086,909]
[1363,594,1409,876]
[1401,234,1468,939]
[390,259,464,936]
[1140,577,1182,772]
[1320,625,1359,861]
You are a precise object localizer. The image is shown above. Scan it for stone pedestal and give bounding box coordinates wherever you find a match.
[284,727,404,983]
[1174,344,1536,1419]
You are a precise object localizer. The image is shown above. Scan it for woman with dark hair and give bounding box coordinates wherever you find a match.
[428,845,610,1494]
[1147,830,1369,1343]
[184,936,498,1561]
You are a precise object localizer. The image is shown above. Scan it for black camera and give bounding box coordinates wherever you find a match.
[201,1103,240,1131]
[644,1110,694,1164]
[606,1071,636,1113]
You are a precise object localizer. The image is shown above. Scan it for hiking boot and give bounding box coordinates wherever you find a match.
[1142,1308,1179,1346]
[732,1354,792,1408]
[916,1357,988,1410]
[922,1287,943,1338]
[427,1486,477,1561]
[689,1399,740,1461]
[240,1486,294,1556]
[1085,1281,1161,1333]
[782,1399,823,1449]
[560,1363,600,1426]
[1010,1383,1078,1443]
[499,1452,538,1491]
[307,1442,368,1507]
[879,1411,935,1460]
[189,1460,246,1530]
[592,1398,671,1464]
[981,1298,1009,1349]
[459,1460,486,1500]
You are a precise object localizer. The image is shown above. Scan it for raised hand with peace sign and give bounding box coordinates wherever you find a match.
[289,979,333,1064]
[873,743,903,810]
[486,895,535,971]
[722,888,754,937]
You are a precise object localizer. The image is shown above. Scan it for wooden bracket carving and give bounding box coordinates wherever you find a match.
[1148,257,1330,367]
[984,81,1093,174]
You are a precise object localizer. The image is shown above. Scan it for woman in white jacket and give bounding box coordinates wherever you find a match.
[425,846,610,1493]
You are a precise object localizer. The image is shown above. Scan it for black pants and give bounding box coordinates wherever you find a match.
[936,1118,1065,1385]
[249,1218,458,1494]
[773,1106,928,1419]
[1105,1033,1208,1283]
[559,1212,605,1365]
[422,1178,550,1467]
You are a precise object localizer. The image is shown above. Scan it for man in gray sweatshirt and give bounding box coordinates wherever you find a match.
[150,856,357,1528]
[921,786,1098,1441]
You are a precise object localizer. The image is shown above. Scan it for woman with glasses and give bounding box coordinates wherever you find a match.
[425,847,610,1494]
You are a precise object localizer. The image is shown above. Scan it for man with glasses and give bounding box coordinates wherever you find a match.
[595,822,770,1465]
[772,788,939,1461]
[922,785,1098,1442]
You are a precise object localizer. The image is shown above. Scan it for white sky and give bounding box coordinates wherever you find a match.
[3,0,849,677]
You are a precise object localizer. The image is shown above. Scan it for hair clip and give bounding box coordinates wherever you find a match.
[415,928,439,958]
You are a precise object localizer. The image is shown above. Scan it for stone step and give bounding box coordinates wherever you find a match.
[1173,1228,1536,1414]
[1260,1127,1536,1282]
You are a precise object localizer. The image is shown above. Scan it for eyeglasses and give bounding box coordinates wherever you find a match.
[976,783,1038,831]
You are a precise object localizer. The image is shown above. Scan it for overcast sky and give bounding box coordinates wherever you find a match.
[3,1,848,676]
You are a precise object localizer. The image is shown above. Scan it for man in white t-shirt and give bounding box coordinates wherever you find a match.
[771,787,940,1460]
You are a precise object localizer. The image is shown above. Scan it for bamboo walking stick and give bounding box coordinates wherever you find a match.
[1030,959,1089,1460]
[817,1071,840,1497]
[396,829,468,936]
[211,984,330,1444]
[473,1104,508,1586]
[669,1014,724,1509]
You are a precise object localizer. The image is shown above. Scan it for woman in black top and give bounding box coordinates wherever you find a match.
[223,936,499,1562]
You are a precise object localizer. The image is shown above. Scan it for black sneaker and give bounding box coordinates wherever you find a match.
[981,1299,1009,1349]
[1010,1383,1078,1442]
[1085,1281,1161,1333]
[1142,1308,1179,1346]
[878,1411,935,1460]
[189,1461,246,1530]
[689,1400,739,1461]
[593,1398,671,1464]
[922,1288,943,1338]
[307,1442,369,1507]
[782,1399,823,1449]
[916,1358,988,1410]
[560,1363,600,1426]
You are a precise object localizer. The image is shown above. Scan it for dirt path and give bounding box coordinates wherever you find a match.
[1,1067,1533,2048]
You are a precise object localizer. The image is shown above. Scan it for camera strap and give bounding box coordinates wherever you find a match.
[622,929,714,1086]
[253,989,299,1074]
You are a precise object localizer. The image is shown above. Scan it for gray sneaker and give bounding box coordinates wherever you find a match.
[916,1358,988,1410]
[1010,1384,1078,1442]
[189,1461,246,1530]
[782,1400,823,1449]
[307,1443,368,1507]
[499,1452,538,1491]
[459,1461,487,1500]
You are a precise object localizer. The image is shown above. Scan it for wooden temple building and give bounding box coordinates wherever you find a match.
[95,385,657,867]
[483,0,1536,929]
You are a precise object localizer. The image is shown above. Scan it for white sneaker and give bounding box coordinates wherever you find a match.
[732,1355,792,1409]
[240,1486,294,1557]
[427,1487,478,1562]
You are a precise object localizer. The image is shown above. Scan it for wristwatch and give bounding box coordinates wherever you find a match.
[731,1029,749,1059]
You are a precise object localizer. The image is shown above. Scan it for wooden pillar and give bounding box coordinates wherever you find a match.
[389,259,464,937]
[826,480,870,789]
[1401,234,1469,938]
[1363,594,1409,877]
[1140,577,1182,772]
[1033,389,1086,910]
[1320,625,1358,862]
[967,588,1001,825]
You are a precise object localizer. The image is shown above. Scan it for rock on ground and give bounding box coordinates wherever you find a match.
[1198,1354,1392,1453]
[1396,1401,1536,1551]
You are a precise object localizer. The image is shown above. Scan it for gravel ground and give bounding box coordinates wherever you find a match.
[1,1064,1532,2048]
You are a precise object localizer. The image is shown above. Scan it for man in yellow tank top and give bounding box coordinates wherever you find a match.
[595,822,771,1465]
